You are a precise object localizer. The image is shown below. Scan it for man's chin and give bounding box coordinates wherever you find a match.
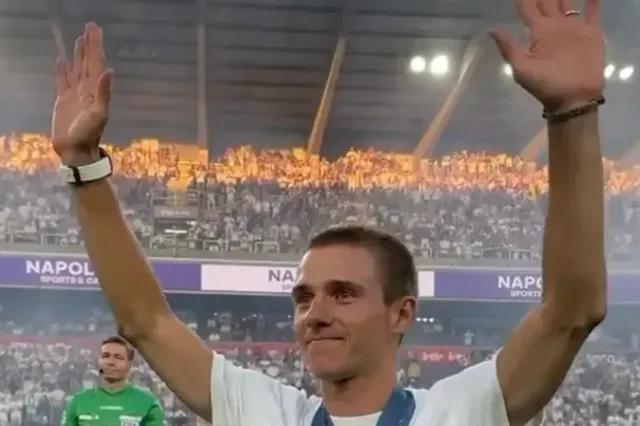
[101,375,124,383]
[308,365,353,383]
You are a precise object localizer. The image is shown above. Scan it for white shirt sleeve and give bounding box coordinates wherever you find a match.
[210,352,315,426]
[414,354,509,425]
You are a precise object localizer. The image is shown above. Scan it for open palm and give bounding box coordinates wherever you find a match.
[51,23,112,166]
[490,0,604,111]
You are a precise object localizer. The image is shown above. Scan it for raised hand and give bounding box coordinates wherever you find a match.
[51,22,113,166]
[490,0,605,111]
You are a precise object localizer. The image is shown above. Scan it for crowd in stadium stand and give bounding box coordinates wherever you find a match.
[0,133,640,425]
[0,133,639,260]
[0,290,638,425]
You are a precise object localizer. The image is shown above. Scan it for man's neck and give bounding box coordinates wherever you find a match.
[319,360,398,417]
[100,379,128,393]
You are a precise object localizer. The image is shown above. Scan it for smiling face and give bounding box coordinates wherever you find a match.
[293,243,415,382]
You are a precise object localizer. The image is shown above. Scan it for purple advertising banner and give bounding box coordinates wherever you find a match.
[0,254,201,291]
[433,270,640,303]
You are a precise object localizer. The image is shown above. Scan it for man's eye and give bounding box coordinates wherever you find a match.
[295,293,313,304]
[335,290,356,301]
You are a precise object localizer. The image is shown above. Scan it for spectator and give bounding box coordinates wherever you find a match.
[0,299,637,426]
[0,134,637,259]
[0,133,636,425]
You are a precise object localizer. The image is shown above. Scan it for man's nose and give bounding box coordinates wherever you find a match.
[303,296,333,328]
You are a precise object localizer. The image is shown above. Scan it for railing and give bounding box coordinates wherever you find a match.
[480,248,542,261]
[21,231,615,261]
[0,230,633,262]
[150,188,202,206]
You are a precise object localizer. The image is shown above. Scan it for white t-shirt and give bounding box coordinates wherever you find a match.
[209,352,509,426]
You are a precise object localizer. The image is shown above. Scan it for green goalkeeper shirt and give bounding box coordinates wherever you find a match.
[62,383,164,426]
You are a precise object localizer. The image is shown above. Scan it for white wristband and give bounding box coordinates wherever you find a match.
[59,148,113,186]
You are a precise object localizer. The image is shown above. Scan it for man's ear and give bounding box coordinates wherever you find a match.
[390,296,417,336]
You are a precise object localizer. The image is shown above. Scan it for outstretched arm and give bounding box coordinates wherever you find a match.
[496,109,605,425]
[52,23,308,426]
[76,180,214,421]
[490,0,606,424]
[51,23,214,422]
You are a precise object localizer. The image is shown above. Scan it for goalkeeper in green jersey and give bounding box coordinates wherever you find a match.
[62,336,164,426]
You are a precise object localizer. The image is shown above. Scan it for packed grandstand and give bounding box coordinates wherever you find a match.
[0,134,635,425]
[2,290,640,426]
[0,133,638,260]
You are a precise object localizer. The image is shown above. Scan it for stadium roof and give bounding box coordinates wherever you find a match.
[0,0,638,161]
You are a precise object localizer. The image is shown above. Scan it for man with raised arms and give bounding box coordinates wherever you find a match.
[50,0,606,424]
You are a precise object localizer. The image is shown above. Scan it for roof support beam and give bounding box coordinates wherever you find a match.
[413,34,485,159]
[197,0,208,148]
[306,1,355,156]
[306,35,346,155]
[49,19,68,62]
[49,0,68,62]
[619,140,640,166]
[520,127,547,161]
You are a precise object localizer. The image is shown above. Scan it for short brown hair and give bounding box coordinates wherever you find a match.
[308,225,418,304]
[101,335,135,361]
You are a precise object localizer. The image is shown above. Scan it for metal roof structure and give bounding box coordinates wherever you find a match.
[0,0,638,161]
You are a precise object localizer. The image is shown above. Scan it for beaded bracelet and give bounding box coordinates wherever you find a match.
[542,96,606,124]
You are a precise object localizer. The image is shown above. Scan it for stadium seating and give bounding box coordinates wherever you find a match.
[0,297,637,426]
[0,133,638,260]
[1,133,639,425]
